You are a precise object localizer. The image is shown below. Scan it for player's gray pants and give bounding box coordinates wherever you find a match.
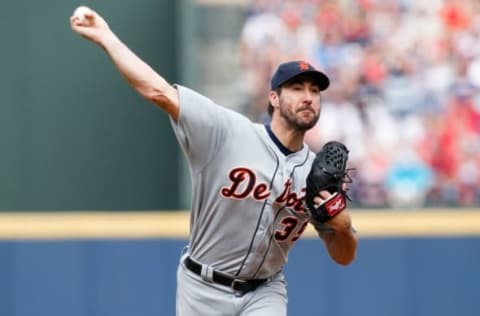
[176,257,287,316]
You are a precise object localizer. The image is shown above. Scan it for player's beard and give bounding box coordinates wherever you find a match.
[278,98,320,132]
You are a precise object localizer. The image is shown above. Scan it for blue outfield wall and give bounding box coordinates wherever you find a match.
[0,238,479,316]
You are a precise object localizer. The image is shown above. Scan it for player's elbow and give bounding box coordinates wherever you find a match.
[143,88,179,119]
[328,236,357,266]
[332,251,356,266]
[143,88,169,104]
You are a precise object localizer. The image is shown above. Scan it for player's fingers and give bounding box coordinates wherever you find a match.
[318,190,331,200]
[70,22,84,32]
[313,196,323,207]
[84,11,95,20]
[70,16,85,28]
[313,191,337,207]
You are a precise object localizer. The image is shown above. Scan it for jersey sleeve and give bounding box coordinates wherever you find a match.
[169,85,235,171]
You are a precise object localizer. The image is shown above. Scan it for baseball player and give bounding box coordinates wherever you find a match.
[70,8,357,316]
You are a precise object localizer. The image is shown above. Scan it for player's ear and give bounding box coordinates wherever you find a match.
[269,90,280,108]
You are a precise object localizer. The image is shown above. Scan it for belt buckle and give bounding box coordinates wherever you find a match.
[231,279,248,296]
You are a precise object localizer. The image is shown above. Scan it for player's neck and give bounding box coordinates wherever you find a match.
[269,120,305,153]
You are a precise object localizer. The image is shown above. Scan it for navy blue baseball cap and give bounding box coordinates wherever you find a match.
[270,60,330,91]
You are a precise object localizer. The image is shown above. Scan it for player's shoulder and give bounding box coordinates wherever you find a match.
[176,84,253,122]
[176,85,215,108]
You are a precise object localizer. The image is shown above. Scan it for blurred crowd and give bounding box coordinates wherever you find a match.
[238,0,480,208]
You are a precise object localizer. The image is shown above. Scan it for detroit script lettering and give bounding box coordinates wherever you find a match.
[220,167,306,213]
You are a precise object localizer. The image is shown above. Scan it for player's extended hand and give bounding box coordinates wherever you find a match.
[70,8,111,45]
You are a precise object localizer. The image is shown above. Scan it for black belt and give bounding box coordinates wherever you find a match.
[184,256,268,296]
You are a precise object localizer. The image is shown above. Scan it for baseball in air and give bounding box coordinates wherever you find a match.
[73,6,92,23]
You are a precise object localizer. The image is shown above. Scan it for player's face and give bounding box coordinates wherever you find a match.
[276,79,321,131]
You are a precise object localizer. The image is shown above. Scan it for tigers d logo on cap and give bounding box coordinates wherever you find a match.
[298,61,310,71]
[270,60,330,91]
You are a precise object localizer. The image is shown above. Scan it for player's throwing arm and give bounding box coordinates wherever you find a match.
[69,6,180,120]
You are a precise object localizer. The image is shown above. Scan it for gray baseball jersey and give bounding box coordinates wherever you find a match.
[170,85,315,280]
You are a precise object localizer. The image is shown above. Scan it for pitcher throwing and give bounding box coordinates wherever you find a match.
[70,7,357,316]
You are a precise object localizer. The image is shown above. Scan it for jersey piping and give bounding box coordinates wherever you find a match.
[235,150,281,277]
[252,205,286,278]
[251,148,311,278]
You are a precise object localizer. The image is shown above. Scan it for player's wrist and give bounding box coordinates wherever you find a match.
[324,211,352,232]
[98,32,122,51]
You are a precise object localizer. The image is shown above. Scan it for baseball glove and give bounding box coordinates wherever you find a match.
[305,141,351,223]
